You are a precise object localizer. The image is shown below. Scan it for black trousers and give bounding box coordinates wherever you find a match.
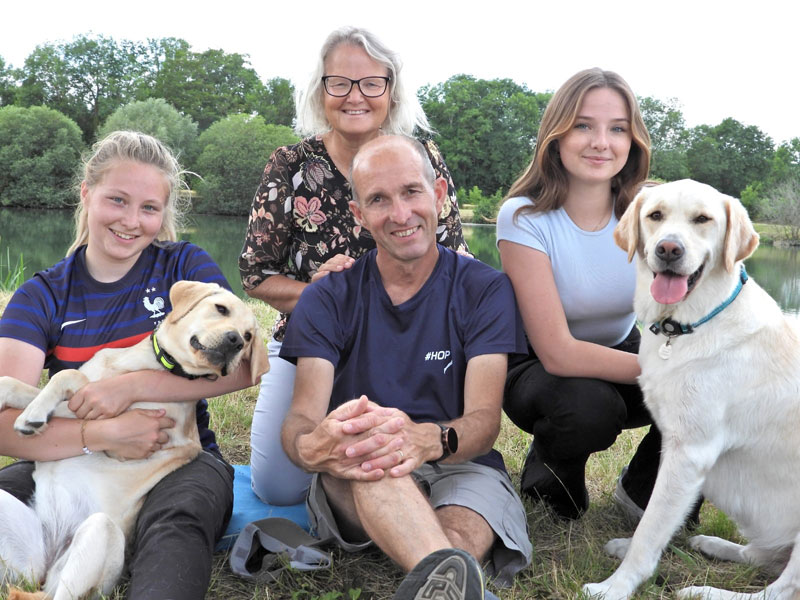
[0,450,234,599]
[503,327,659,509]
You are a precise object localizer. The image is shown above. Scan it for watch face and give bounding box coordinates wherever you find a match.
[445,427,458,454]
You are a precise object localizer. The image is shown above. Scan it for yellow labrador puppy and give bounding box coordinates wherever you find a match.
[0,281,269,600]
[584,179,800,600]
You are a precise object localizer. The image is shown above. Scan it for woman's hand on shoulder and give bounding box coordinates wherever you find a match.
[310,254,356,283]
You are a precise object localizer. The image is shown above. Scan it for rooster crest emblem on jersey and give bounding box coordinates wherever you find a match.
[143,293,165,319]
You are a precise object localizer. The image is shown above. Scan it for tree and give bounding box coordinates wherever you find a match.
[16,34,154,141]
[638,96,690,181]
[193,114,298,215]
[686,118,774,197]
[764,175,800,240]
[253,77,295,127]
[0,106,84,208]
[150,48,266,130]
[98,98,198,164]
[15,44,68,111]
[742,138,800,218]
[0,56,16,106]
[787,138,800,165]
[137,37,190,92]
[768,139,800,184]
[419,75,550,194]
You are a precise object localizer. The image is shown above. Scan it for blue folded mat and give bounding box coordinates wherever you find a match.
[216,464,309,551]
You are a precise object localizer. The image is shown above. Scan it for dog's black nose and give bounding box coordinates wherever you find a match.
[656,238,684,263]
[223,331,244,352]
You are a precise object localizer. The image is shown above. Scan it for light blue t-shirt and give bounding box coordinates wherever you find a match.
[496,196,636,347]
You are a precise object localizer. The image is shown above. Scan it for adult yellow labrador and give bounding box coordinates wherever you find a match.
[0,281,269,600]
[584,179,800,599]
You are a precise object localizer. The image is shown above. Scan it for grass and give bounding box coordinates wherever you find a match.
[0,292,772,599]
[0,247,25,292]
[753,221,800,245]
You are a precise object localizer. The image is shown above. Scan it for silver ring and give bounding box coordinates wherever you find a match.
[397,450,404,460]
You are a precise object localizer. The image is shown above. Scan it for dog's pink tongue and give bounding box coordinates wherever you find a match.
[651,272,689,304]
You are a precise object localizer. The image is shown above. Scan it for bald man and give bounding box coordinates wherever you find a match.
[280,136,531,599]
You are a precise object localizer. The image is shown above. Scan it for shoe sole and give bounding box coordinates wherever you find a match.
[393,549,484,600]
[613,466,644,523]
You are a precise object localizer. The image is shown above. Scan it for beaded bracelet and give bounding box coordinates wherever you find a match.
[80,420,93,455]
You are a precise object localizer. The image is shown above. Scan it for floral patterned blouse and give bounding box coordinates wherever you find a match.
[239,135,469,341]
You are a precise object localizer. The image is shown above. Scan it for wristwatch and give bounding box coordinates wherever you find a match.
[434,423,458,461]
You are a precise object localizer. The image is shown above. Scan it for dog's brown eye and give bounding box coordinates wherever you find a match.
[648,211,662,221]
[244,332,252,342]
[694,215,710,224]
[215,304,229,316]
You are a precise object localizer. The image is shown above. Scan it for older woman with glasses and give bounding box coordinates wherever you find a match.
[240,26,469,506]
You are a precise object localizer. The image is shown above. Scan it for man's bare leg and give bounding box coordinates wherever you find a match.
[322,474,452,571]
[323,474,496,568]
[437,505,496,563]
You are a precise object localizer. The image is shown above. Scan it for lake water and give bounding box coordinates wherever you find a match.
[2,207,800,315]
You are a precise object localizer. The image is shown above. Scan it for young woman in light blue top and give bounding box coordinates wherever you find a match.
[496,68,657,520]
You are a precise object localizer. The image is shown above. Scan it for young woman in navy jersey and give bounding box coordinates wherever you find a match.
[0,131,260,599]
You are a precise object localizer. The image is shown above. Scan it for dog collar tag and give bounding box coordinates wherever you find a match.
[658,339,673,360]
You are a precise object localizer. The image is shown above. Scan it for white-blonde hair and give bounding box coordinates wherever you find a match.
[68,131,188,255]
[295,26,432,138]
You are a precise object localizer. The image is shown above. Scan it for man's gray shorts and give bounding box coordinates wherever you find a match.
[306,461,532,587]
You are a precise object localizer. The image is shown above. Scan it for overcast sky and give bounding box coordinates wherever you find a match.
[2,0,797,144]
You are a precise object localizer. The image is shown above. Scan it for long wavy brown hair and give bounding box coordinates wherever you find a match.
[507,68,651,221]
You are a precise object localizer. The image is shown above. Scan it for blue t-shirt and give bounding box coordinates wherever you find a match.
[0,241,230,452]
[280,245,526,471]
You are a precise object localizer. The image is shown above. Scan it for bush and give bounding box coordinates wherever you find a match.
[741,182,767,220]
[193,114,298,215]
[764,176,800,241]
[460,185,503,222]
[98,98,199,165]
[0,106,84,208]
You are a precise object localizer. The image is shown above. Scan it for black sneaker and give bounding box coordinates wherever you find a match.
[393,548,485,600]
[520,441,589,520]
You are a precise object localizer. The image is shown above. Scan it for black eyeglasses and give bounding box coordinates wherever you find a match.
[322,76,391,98]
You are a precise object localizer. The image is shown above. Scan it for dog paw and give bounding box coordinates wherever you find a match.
[603,537,632,560]
[687,534,730,557]
[675,585,720,599]
[582,581,632,599]
[14,408,52,435]
[688,535,709,550]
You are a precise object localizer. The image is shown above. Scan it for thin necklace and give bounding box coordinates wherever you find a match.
[565,193,613,231]
[573,204,611,231]
[589,208,611,231]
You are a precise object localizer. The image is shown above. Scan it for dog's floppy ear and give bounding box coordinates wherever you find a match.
[614,188,646,262]
[167,281,221,323]
[723,196,759,272]
[246,326,270,385]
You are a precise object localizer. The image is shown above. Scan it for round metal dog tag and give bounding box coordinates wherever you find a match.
[658,340,672,360]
